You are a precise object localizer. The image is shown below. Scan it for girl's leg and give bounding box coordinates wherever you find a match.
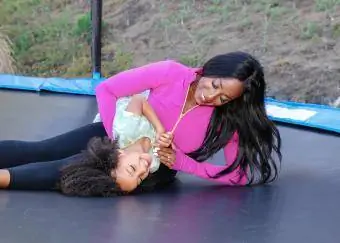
[0,154,83,190]
[0,122,106,169]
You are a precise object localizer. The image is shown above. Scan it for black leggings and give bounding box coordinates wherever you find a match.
[0,122,107,190]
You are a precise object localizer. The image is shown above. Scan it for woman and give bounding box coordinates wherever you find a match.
[96,51,282,185]
[0,51,282,195]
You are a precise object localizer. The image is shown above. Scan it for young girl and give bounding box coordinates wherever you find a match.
[0,92,172,196]
[61,91,176,195]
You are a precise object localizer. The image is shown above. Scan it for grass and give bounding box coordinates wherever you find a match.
[0,0,130,77]
[158,0,287,60]
[315,0,340,12]
[0,0,90,77]
[300,22,323,40]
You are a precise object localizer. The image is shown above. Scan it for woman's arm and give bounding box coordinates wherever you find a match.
[95,60,174,137]
[160,133,248,185]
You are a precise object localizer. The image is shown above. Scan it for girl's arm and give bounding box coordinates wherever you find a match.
[127,95,165,135]
[141,98,165,135]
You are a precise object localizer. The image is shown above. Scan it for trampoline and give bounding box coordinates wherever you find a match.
[1,1,340,242]
[0,89,339,243]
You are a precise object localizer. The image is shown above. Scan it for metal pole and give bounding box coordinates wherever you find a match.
[91,0,102,79]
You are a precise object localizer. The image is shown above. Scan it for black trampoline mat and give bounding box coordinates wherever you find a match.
[0,89,340,243]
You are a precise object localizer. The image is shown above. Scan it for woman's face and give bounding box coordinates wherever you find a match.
[113,150,152,192]
[194,77,244,106]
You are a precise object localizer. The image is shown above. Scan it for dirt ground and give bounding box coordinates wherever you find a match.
[1,0,340,106]
[101,0,340,106]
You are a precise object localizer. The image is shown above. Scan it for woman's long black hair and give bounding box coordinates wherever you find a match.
[186,51,282,185]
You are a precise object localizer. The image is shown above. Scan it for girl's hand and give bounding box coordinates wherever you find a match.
[156,132,173,148]
[155,128,165,144]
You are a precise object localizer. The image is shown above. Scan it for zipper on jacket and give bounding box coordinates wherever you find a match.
[170,86,198,134]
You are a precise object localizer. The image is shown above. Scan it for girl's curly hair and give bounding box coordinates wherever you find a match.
[58,136,178,197]
[59,136,123,197]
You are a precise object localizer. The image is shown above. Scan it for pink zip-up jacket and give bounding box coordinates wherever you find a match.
[95,60,247,185]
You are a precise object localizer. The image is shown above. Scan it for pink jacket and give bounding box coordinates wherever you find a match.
[95,60,247,185]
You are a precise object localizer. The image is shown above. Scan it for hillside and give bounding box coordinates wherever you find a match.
[1,0,340,106]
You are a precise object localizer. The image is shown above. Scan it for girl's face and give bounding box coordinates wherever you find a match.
[113,150,152,192]
[193,77,244,106]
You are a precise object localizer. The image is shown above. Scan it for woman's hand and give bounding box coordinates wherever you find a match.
[156,146,176,169]
[153,131,175,168]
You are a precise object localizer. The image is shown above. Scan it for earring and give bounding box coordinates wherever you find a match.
[195,68,203,76]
